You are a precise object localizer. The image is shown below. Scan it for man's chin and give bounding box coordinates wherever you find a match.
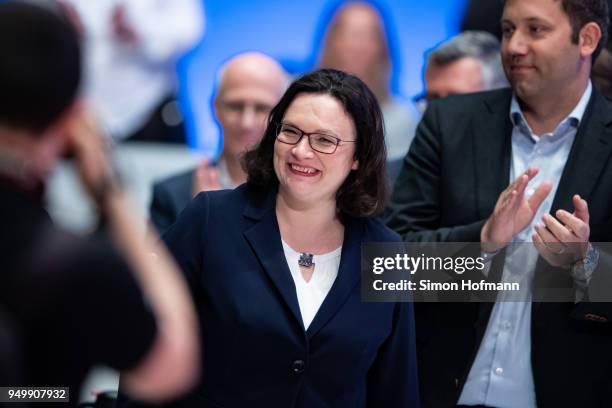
[512,81,537,101]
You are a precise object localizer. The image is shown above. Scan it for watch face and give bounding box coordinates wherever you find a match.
[572,245,598,279]
[576,244,600,277]
[586,244,599,264]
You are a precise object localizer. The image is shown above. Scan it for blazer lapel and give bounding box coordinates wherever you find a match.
[550,91,612,213]
[242,188,304,330]
[472,90,514,219]
[306,217,363,339]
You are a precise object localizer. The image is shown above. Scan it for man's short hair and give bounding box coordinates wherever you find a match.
[427,31,507,90]
[560,0,610,60]
[0,3,81,133]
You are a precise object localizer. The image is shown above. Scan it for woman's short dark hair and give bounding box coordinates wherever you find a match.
[243,68,388,219]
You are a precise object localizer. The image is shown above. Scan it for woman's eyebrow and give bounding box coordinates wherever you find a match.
[282,120,340,136]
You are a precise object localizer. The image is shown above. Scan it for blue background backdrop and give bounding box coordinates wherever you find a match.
[178,0,467,156]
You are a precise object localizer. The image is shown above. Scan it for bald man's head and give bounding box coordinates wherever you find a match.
[214,53,287,160]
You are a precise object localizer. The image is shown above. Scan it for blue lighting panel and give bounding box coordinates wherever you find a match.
[177,0,467,155]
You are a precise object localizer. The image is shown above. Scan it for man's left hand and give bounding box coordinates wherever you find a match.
[533,194,590,268]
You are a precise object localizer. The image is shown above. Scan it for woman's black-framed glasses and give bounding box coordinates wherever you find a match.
[276,122,356,154]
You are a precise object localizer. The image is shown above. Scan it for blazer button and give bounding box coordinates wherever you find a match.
[292,359,306,374]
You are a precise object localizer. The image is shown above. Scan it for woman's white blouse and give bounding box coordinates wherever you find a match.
[282,240,342,330]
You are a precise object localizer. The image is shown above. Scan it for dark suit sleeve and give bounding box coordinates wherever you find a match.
[386,101,485,243]
[150,181,179,236]
[366,301,419,408]
[570,246,612,322]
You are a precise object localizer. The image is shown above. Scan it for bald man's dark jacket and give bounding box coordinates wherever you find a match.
[387,88,612,408]
[150,169,194,235]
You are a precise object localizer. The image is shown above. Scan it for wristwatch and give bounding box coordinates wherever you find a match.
[571,243,599,281]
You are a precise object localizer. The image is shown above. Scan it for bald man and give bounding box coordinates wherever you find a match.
[150,53,287,234]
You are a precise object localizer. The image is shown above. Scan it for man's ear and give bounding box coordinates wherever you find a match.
[579,22,602,58]
[351,159,359,170]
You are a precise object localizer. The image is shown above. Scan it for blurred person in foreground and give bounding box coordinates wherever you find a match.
[0,3,199,404]
[125,69,418,407]
[0,307,22,386]
[57,0,205,143]
[388,30,507,181]
[150,52,287,234]
[318,1,419,162]
[387,0,612,406]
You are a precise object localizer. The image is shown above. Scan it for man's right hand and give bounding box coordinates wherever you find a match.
[192,159,221,197]
[480,166,552,253]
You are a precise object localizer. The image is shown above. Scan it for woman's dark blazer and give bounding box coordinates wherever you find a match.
[162,183,419,408]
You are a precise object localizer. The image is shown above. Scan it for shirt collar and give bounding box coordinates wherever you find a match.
[510,80,592,131]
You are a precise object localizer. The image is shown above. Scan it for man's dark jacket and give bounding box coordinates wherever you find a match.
[387,88,612,408]
[150,169,194,235]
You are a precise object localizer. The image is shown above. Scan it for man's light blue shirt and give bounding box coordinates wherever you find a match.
[458,82,592,408]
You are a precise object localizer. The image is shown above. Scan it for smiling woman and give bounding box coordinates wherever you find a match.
[156,69,419,407]
[273,93,360,213]
[244,69,389,219]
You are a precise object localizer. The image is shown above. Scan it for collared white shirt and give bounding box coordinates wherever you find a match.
[458,82,592,408]
[282,241,341,330]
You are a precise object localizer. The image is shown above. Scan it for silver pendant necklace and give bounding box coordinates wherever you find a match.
[298,252,315,268]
